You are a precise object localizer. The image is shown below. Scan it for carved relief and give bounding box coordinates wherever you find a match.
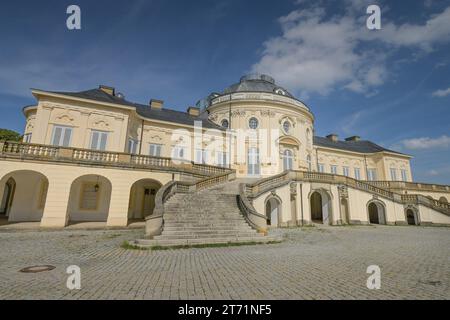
[261,110,276,117]
[53,111,76,125]
[89,116,112,131]
[231,110,246,118]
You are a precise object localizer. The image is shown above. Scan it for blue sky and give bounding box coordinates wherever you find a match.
[0,0,449,183]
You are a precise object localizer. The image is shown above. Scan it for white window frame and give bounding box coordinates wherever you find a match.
[51,125,73,147]
[343,166,350,177]
[307,155,312,171]
[367,169,377,181]
[128,138,139,154]
[330,165,338,175]
[282,149,294,171]
[216,151,228,167]
[401,169,408,182]
[354,168,361,180]
[23,133,32,143]
[390,168,397,181]
[149,143,162,157]
[195,149,208,164]
[90,130,109,151]
[318,163,325,173]
[172,146,186,160]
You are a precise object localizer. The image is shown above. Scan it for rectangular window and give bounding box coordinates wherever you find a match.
[149,144,162,157]
[172,146,186,160]
[195,149,208,164]
[23,133,32,143]
[51,126,72,147]
[343,166,350,177]
[90,130,108,151]
[318,163,325,173]
[367,169,377,181]
[80,183,99,210]
[330,165,338,175]
[128,139,139,154]
[401,169,408,182]
[216,151,228,167]
[354,168,361,180]
[390,168,397,181]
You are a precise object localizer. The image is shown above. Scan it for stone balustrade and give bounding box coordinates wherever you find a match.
[0,141,230,178]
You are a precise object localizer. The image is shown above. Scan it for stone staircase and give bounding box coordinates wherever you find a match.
[134,179,280,247]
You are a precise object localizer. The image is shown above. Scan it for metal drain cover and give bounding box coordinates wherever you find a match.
[20,265,56,273]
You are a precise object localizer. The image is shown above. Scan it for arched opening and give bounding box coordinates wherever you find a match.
[265,197,281,227]
[0,178,16,218]
[439,197,448,204]
[67,175,112,225]
[128,179,162,222]
[368,201,386,225]
[341,198,350,224]
[406,209,418,226]
[310,190,332,225]
[282,149,294,171]
[0,170,48,223]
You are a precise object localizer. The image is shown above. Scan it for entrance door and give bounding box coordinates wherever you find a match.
[143,188,156,217]
[248,147,260,176]
[0,179,15,217]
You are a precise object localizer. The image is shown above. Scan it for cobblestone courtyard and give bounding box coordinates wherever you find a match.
[0,225,449,300]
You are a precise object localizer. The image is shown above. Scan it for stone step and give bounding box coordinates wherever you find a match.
[163,226,253,231]
[155,232,264,240]
[161,229,258,236]
[164,217,247,222]
[164,224,252,229]
[133,235,281,248]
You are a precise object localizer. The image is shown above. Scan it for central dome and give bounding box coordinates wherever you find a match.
[222,73,294,98]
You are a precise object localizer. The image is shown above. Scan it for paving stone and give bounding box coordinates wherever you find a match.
[0,225,449,299]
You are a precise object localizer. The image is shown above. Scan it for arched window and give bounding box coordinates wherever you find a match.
[249,117,259,130]
[221,119,229,129]
[306,128,311,144]
[282,149,294,171]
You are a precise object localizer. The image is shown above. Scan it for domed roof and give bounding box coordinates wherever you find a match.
[222,74,295,98]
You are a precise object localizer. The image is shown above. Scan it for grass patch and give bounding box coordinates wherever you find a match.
[121,240,282,251]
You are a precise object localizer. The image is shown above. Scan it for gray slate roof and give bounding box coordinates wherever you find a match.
[42,88,224,130]
[313,136,407,156]
[223,74,295,98]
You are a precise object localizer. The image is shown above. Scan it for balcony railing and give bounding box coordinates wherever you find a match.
[241,170,449,218]
[0,141,231,177]
[368,180,450,193]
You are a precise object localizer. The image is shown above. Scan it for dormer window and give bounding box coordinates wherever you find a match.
[283,121,291,134]
[275,88,286,96]
[249,117,259,130]
[221,119,229,129]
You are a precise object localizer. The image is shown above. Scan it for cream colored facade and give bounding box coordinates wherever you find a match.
[1,74,449,231]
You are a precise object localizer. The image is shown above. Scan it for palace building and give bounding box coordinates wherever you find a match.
[1,74,449,246]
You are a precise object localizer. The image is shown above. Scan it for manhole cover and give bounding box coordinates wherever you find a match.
[19,265,56,273]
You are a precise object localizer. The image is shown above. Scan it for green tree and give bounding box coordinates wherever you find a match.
[0,128,22,141]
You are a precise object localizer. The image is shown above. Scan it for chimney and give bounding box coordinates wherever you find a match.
[99,85,115,96]
[326,133,339,142]
[150,99,164,110]
[187,106,200,117]
[345,136,361,142]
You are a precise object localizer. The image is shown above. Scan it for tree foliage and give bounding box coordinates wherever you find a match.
[0,128,22,141]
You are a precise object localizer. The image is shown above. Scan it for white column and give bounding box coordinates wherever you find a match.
[40,179,71,227]
[107,180,132,227]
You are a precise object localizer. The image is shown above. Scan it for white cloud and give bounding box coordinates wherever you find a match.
[399,135,450,150]
[432,87,450,97]
[251,3,450,96]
